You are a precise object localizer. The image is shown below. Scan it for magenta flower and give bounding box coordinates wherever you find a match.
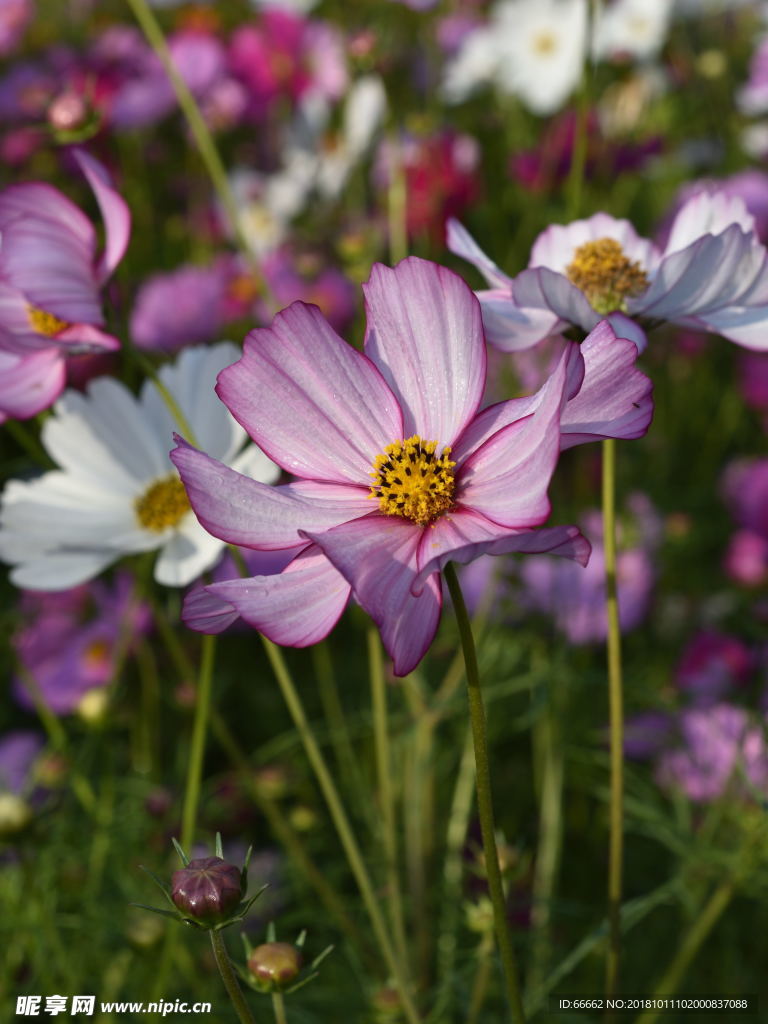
[0,148,129,357]
[172,257,600,674]
[0,149,129,421]
[448,189,768,351]
[131,260,233,353]
[656,704,768,804]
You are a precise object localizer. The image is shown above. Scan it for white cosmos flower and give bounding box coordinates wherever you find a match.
[443,0,587,115]
[593,0,672,63]
[0,343,280,590]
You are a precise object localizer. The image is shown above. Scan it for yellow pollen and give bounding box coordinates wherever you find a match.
[28,305,70,337]
[135,476,190,532]
[565,237,649,315]
[369,435,455,527]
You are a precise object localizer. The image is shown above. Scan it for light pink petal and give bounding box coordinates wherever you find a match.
[0,182,93,247]
[202,545,351,646]
[475,288,565,352]
[217,302,402,484]
[634,228,768,323]
[692,307,768,350]
[55,322,121,353]
[171,437,371,550]
[305,515,443,676]
[0,213,101,324]
[559,320,654,448]
[446,218,513,288]
[363,257,486,445]
[183,586,241,634]
[452,342,584,463]
[605,311,647,354]
[415,517,591,590]
[457,347,571,527]
[530,214,658,274]
[513,267,600,333]
[636,228,765,321]
[72,149,131,284]
[663,191,755,256]
[0,348,65,420]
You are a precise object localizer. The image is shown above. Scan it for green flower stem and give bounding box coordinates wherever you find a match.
[210,710,372,960]
[432,728,476,1022]
[468,933,496,1024]
[209,929,257,1024]
[181,634,217,850]
[271,991,289,1024]
[368,628,410,978]
[261,636,422,1024]
[443,563,527,1024]
[312,642,373,828]
[634,880,735,1024]
[603,437,624,1001]
[528,682,564,998]
[126,0,272,298]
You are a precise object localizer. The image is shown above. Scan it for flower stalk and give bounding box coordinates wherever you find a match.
[210,928,258,1024]
[603,437,624,1002]
[443,563,527,1024]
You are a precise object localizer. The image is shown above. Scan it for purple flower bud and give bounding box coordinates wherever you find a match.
[171,856,243,925]
[247,942,302,988]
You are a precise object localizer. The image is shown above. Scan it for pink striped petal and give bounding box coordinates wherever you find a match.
[201,545,351,647]
[183,586,241,634]
[416,517,591,590]
[559,320,653,448]
[363,257,486,445]
[0,348,65,420]
[452,342,583,463]
[458,348,570,527]
[171,437,371,550]
[305,515,443,676]
[217,302,402,484]
[72,149,131,284]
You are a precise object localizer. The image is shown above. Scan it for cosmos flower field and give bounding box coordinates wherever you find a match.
[3,1,768,1021]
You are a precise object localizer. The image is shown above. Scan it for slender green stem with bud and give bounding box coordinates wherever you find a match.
[443,563,527,1024]
[210,929,257,1024]
[261,637,421,1024]
[181,634,217,850]
[271,991,289,1024]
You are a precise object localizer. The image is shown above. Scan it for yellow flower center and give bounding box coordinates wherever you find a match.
[565,237,649,315]
[28,305,70,337]
[532,30,557,56]
[369,435,455,527]
[134,476,190,532]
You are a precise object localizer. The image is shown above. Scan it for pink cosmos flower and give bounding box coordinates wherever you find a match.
[656,704,768,804]
[0,149,129,421]
[172,258,652,674]
[448,189,768,351]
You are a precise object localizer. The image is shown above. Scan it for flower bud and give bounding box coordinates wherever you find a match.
[247,942,302,989]
[171,856,243,926]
